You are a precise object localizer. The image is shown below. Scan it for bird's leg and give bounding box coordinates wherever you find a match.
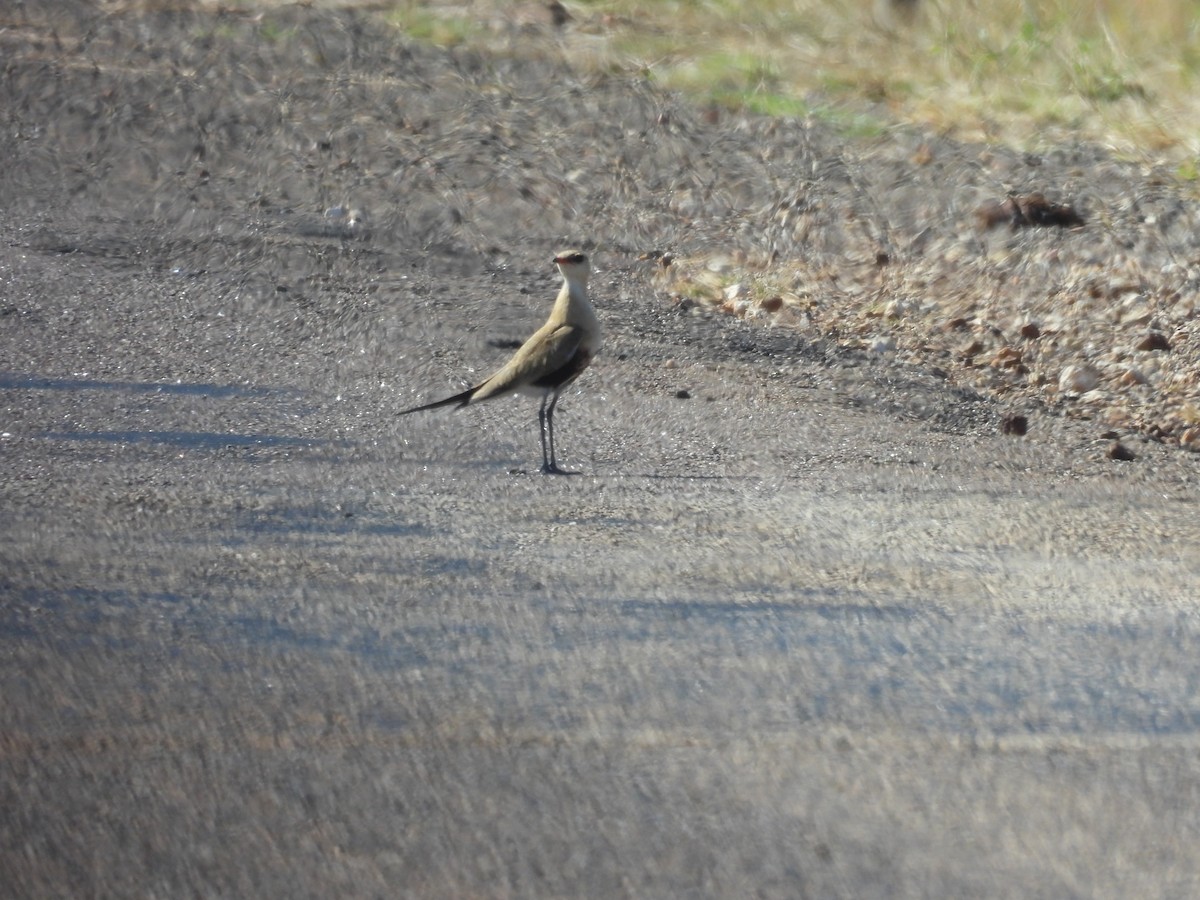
[538,391,554,473]
[539,389,575,475]
[546,390,561,472]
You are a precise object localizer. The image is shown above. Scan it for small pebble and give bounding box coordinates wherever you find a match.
[1136,332,1171,352]
[991,346,1023,369]
[1106,441,1136,461]
[1001,414,1028,436]
[1059,364,1099,394]
[1120,368,1149,386]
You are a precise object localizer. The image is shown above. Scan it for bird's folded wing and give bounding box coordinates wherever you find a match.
[517,323,584,374]
[508,326,583,379]
[473,324,585,400]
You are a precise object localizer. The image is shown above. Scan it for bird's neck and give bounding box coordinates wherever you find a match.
[553,276,599,342]
[554,277,589,317]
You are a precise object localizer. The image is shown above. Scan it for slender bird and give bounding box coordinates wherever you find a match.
[399,249,600,475]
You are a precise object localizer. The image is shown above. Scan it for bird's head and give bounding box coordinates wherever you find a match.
[554,249,590,285]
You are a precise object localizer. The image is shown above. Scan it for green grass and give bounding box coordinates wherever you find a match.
[384,5,478,48]
[254,19,287,44]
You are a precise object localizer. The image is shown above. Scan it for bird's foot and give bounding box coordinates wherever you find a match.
[540,462,580,476]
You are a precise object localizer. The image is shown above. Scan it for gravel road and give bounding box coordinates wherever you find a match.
[2,4,1199,897]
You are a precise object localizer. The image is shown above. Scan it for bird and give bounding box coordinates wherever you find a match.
[399,249,600,475]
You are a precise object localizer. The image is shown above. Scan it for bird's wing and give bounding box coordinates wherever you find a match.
[471,323,585,402]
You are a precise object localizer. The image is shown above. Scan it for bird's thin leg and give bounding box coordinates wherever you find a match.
[545,389,561,472]
[540,393,552,480]
[537,389,574,475]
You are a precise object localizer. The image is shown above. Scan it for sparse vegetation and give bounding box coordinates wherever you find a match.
[385,0,1200,158]
[383,4,478,48]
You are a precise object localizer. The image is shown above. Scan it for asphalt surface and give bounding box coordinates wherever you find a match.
[2,4,1200,897]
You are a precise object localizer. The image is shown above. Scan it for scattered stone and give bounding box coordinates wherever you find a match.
[1120,368,1149,386]
[1058,364,1099,394]
[1106,441,1136,461]
[1118,294,1153,324]
[959,339,985,359]
[510,0,572,28]
[1136,331,1171,352]
[1018,193,1085,227]
[547,1,571,28]
[675,389,691,400]
[975,193,1085,230]
[639,250,674,268]
[1001,414,1028,436]
[641,155,1191,457]
[991,346,1024,369]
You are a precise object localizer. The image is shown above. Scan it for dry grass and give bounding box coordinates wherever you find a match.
[382,0,1200,165]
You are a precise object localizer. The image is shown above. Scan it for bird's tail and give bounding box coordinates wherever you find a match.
[398,385,477,415]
